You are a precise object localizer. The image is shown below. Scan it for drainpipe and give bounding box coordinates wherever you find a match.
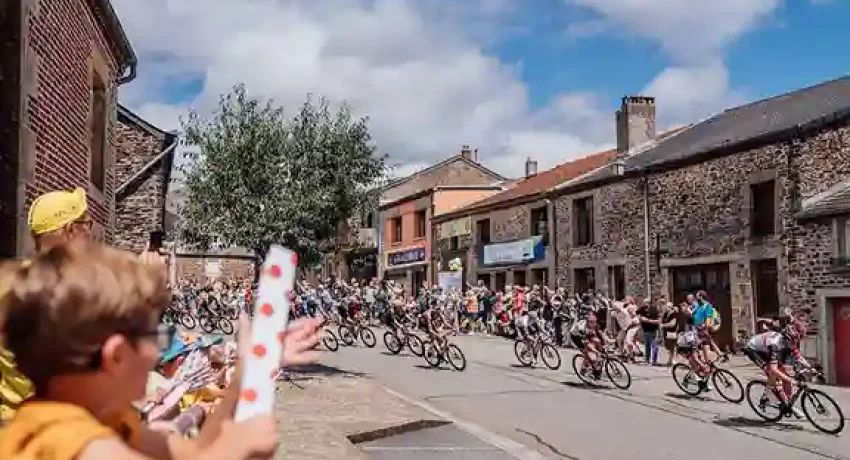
[641,174,652,299]
[117,58,137,86]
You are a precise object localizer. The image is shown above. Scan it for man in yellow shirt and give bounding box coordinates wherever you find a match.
[1,187,93,422]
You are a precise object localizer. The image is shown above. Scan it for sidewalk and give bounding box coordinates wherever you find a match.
[272,364,447,460]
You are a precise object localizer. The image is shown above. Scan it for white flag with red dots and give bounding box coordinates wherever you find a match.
[235,245,297,422]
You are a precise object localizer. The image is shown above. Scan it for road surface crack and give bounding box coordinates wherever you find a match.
[515,428,581,459]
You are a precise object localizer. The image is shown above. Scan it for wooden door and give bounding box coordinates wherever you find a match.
[671,263,734,350]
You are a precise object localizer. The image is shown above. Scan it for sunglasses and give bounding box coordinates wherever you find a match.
[87,324,175,369]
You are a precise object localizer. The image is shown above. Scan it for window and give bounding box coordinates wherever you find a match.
[477,218,491,245]
[574,267,595,294]
[531,206,548,245]
[449,236,459,251]
[391,217,402,243]
[415,209,427,238]
[573,197,594,246]
[89,72,107,191]
[750,180,775,237]
[838,218,850,266]
[607,265,625,300]
[364,212,374,228]
[532,268,548,287]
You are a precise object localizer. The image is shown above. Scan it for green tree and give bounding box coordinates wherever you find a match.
[180,84,386,268]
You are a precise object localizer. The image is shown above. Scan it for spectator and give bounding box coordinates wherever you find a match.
[637,299,661,365]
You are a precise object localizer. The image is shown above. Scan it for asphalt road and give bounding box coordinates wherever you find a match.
[320,331,850,460]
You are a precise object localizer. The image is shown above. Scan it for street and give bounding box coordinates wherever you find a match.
[319,332,850,460]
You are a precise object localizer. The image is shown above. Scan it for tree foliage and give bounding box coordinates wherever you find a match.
[180,84,386,266]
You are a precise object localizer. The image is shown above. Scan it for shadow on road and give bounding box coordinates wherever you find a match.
[664,391,711,402]
[413,364,445,371]
[713,415,806,432]
[561,380,609,390]
[293,363,367,378]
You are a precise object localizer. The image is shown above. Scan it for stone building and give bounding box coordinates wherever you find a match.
[793,180,850,385]
[432,152,615,291]
[376,145,507,295]
[0,0,136,256]
[553,78,850,363]
[113,105,177,252]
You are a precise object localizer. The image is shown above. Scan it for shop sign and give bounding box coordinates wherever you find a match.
[439,217,472,239]
[387,247,426,267]
[482,237,543,266]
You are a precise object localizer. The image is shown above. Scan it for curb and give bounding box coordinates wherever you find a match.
[347,419,451,444]
[381,386,556,460]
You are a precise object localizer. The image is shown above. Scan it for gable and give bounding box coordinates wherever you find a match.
[382,157,504,203]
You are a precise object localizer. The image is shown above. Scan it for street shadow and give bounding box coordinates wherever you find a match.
[291,363,367,378]
[562,380,608,390]
[664,391,711,402]
[714,416,806,432]
[510,364,532,369]
[381,351,409,357]
[413,364,445,371]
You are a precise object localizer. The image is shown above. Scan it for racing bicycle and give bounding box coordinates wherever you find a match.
[745,368,845,434]
[572,345,632,389]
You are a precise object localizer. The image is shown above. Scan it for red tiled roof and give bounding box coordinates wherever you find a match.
[434,148,617,220]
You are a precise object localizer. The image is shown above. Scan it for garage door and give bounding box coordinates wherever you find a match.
[670,263,734,351]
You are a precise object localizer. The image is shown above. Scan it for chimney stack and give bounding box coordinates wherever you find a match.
[460,144,473,161]
[525,157,538,178]
[615,95,656,155]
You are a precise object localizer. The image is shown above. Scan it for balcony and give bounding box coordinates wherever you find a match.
[348,228,377,248]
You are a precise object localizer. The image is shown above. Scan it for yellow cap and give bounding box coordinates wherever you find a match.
[27,187,88,235]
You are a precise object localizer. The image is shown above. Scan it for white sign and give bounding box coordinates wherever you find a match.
[482,238,536,265]
[438,271,463,292]
[204,260,222,278]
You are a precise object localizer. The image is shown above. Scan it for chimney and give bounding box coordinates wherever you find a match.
[525,157,538,178]
[460,144,473,160]
[615,95,656,155]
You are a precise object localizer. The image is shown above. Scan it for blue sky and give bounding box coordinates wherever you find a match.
[491,0,850,111]
[116,0,850,176]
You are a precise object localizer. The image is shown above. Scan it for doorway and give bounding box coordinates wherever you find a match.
[670,263,734,350]
[513,269,527,287]
[494,272,506,292]
[0,0,22,258]
[411,267,426,297]
[531,268,548,287]
[752,259,780,319]
[833,298,850,386]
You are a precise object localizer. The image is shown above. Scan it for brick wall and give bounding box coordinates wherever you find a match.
[21,0,123,247]
[114,110,171,252]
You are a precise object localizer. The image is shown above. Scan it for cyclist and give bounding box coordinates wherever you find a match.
[676,327,711,386]
[743,319,812,417]
[578,313,611,378]
[420,299,449,352]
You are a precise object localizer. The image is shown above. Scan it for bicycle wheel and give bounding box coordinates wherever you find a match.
[198,315,215,333]
[712,368,744,403]
[384,331,403,354]
[571,354,597,386]
[446,344,467,371]
[745,380,784,422]
[605,358,632,390]
[218,318,234,335]
[338,325,355,346]
[671,363,703,396]
[360,327,377,348]
[323,330,340,351]
[801,388,845,434]
[407,334,425,357]
[161,311,174,326]
[178,312,196,330]
[514,340,534,367]
[540,344,562,370]
[423,342,442,368]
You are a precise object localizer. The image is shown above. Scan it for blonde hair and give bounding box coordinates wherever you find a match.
[0,240,168,392]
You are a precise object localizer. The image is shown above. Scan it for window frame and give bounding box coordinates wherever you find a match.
[749,179,776,237]
[414,209,427,239]
[572,196,594,246]
[477,218,491,245]
[391,217,403,244]
[89,71,108,192]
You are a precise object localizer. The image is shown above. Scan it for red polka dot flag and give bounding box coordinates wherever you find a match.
[235,245,296,422]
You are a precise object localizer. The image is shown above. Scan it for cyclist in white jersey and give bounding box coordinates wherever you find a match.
[743,322,811,415]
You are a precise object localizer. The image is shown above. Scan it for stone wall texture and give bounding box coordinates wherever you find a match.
[554,121,850,342]
[113,114,170,252]
[175,256,255,282]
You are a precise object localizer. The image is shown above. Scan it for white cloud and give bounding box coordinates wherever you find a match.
[114,0,782,178]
